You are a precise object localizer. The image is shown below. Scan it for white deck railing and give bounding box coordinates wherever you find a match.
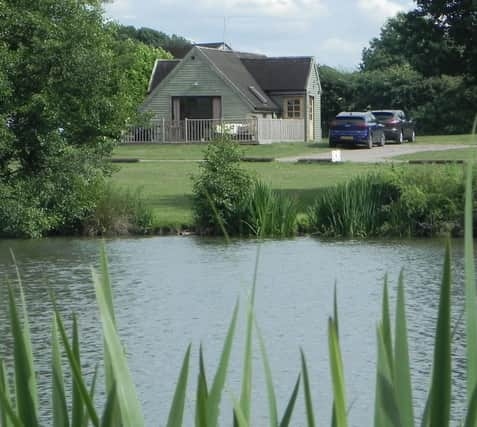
[122,118,305,144]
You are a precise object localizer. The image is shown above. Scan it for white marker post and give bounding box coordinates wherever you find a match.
[331,150,342,163]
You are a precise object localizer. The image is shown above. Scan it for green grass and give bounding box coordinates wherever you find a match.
[112,161,379,228]
[394,147,477,162]
[412,134,476,145]
[113,142,330,161]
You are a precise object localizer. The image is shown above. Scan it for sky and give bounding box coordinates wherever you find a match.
[104,0,414,70]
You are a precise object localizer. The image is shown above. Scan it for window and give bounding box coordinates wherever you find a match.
[286,98,302,118]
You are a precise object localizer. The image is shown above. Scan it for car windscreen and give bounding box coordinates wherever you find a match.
[372,112,394,120]
[335,117,365,124]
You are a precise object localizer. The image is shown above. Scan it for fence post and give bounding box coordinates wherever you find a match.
[185,118,188,143]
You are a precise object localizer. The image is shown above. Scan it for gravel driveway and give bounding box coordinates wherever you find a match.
[277,143,469,163]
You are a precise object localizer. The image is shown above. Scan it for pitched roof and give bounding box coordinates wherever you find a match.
[147,59,180,93]
[241,57,313,92]
[199,47,278,112]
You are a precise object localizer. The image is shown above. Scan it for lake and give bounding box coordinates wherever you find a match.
[0,236,468,426]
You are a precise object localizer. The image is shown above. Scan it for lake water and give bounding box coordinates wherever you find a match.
[0,236,468,426]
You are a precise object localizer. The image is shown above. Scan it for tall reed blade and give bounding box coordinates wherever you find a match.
[393,271,414,427]
[464,384,477,427]
[300,349,316,427]
[207,300,239,427]
[100,383,118,427]
[99,246,120,426]
[328,318,348,427]
[195,345,208,427]
[428,241,452,427]
[51,319,69,427]
[166,344,191,427]
[256,322,279,427]
[0,359,14,427]
[7,284,39,427]
[55,311,100,427]
[376,325,401,427]
[279,374,301,427]
[72,315,85,427]
[381,277,394,373]
[239,247,260,423]
[92,270,144,427]
[464,163,477,411]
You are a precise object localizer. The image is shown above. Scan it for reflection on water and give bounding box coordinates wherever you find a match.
[0,236,468,426]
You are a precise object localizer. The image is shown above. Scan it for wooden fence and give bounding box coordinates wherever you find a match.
[122,118,305,144]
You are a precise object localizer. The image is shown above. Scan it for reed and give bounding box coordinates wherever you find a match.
[243,180,298,238]
[308,173,393,238]
[1,166,477,426]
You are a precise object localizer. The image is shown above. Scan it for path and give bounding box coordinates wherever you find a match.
[277,144,469,163]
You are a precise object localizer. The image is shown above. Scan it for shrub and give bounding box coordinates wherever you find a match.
[82,184,155,236]
[308,165,466,238]
[192,137,253,235]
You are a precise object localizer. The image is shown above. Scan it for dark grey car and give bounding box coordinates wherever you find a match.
[371,110,416,143]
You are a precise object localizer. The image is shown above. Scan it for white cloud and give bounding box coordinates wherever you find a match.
[357,0,406,20]
[231,0,327,17]
[318,37,365,69]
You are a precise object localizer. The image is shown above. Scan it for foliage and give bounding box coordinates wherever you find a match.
[82,183,155,236]
[0,0,163,237]
[115,24,191,58]
[308,165,466,238]
[1,166,477,426]
[307,173,395,238]
[192,137,253,235]
[242,180,298,238]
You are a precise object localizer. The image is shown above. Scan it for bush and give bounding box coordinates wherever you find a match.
[192,137,253,235]
[308,165,466,238]
[82,184,155,236]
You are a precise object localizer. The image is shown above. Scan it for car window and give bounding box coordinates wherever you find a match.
[372,112,393,121]
[335,117,365,125]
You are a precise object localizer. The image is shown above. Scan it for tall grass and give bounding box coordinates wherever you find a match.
[308,173,394,238]
[1,165,477,426]
[243,181,298,238]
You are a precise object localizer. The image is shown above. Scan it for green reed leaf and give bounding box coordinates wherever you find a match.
[382,276,394,375]
[195,345,208,427]
[55,310,100,427]
[72,315,84,427]
[300,349,316,427]
[279,374,300,427]
[166,344,191,427]
[328,317,348,427]
[464,163,477,410]
[7,284,39,427]
[0,385,21,427]
[0,359,13,427]
[428,241,452,427]
[464,383,477,427]
[92,270,144,427]
[101,383,118,427]
[207,300,239,427]
[394,271,414,427]
[256,322,279,427]
[52,319,69,427]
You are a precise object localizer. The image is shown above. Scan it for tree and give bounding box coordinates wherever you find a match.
[0,0,158,236]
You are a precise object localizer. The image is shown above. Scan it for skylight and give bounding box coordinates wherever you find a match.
[248,86,267,104]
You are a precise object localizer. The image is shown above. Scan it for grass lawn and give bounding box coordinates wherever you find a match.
[113,160,382,227]
[394,146,477,162]
[412,133,476,145]
[113,141,330,160]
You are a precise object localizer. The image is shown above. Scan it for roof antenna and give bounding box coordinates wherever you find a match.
[223,16,227,46]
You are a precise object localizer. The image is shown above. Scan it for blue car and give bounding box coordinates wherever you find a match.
[329,112,385,149]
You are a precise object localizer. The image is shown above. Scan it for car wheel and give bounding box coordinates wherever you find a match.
[367,134,373,149]
[396,131,403,144]
[379,133,385,147]
[409,130,416,142]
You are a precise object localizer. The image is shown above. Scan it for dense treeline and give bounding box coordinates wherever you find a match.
[0,0,169,237]
[321,0,477,135]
